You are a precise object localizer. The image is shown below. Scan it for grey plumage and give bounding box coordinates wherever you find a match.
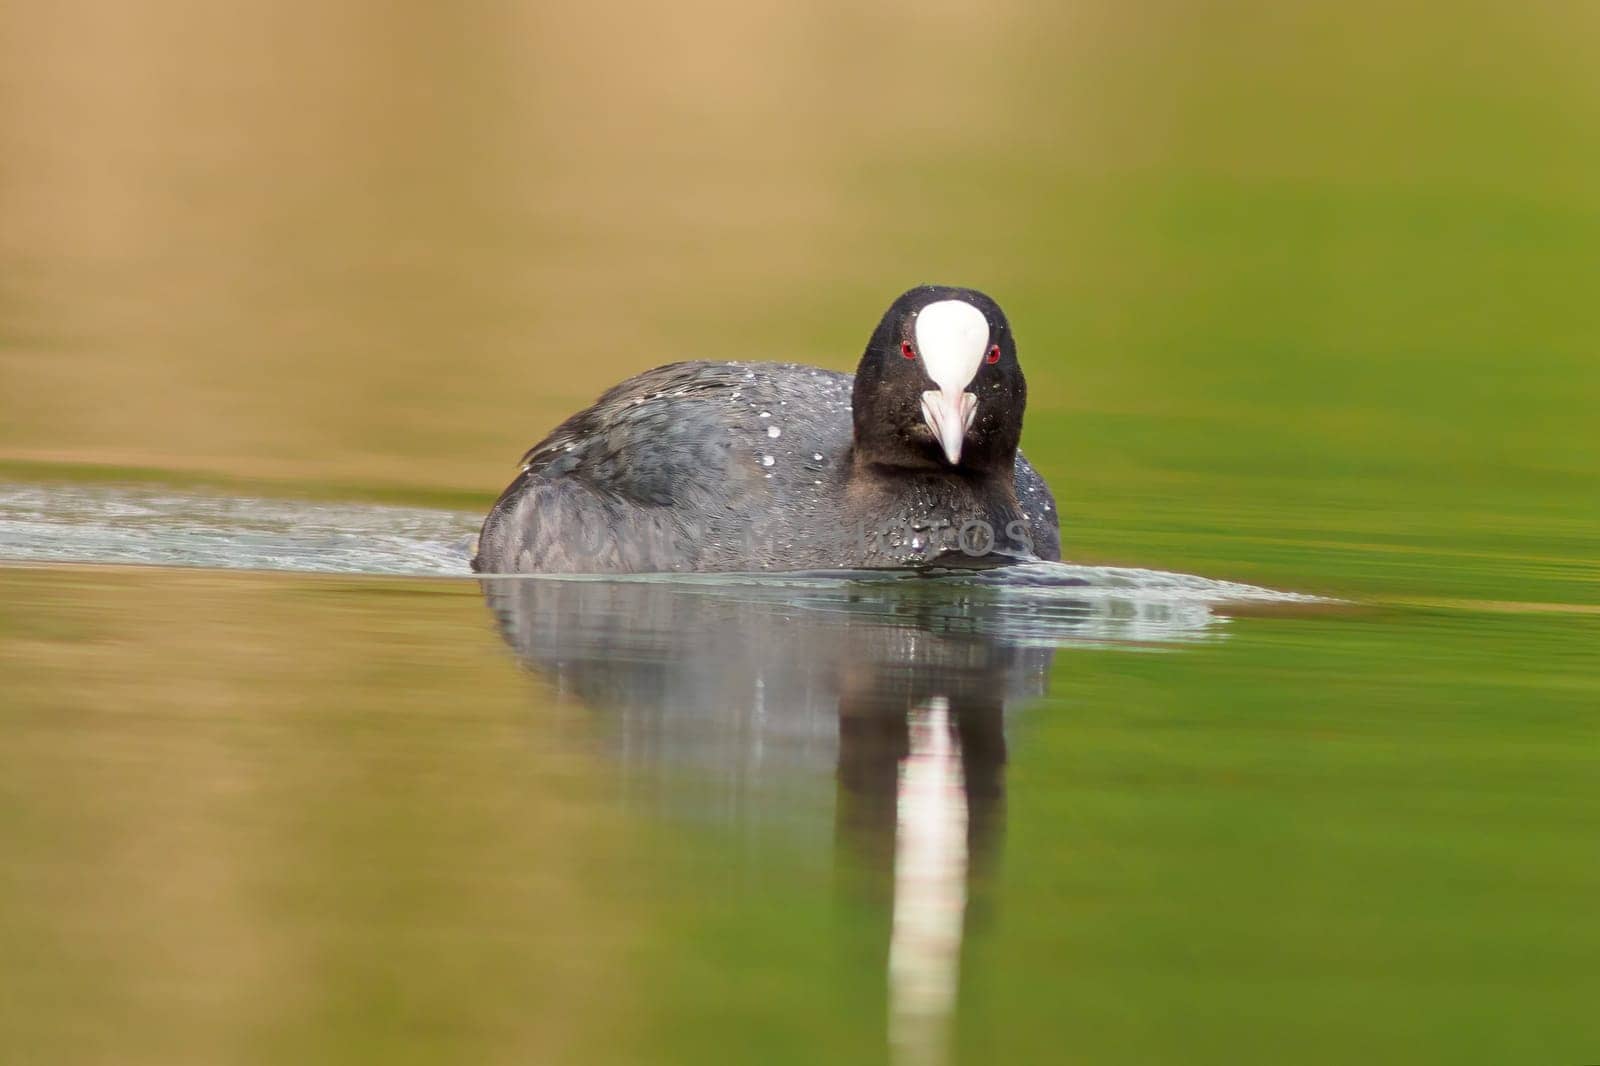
[474,360,1060,574]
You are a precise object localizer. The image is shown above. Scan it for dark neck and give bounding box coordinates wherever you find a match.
[845,453,1024,530]
[850,449,1017,490]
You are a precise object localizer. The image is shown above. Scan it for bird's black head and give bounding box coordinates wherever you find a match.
[851,285,1026,475]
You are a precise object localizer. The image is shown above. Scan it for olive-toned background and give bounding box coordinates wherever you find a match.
[3,0,1595,601]
[2,4,1597,1065]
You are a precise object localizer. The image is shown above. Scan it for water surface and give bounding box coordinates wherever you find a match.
[1,482,1595,1066]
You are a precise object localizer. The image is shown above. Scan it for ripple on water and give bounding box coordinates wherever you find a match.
[0,481,479,577]
[0,482,1324,646]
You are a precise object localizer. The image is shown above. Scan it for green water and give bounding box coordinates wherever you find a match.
[2,571,1595,1065]
[2,1,1598,1062]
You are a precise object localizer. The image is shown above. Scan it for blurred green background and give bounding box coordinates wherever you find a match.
[2,3,1598,1065]
[3,0,1594,602]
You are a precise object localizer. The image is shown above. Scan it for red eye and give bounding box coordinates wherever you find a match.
[900,340,916,359]
[985,344,1001,364]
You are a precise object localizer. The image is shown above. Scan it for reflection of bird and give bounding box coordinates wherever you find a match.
[473,286,1060,574]
[836,688,1010,1066]
[480,575,1058,781]
[481,574,1069,1066]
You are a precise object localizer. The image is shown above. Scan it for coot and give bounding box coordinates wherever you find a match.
[473,285,1060,573]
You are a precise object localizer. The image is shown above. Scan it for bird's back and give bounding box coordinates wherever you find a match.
[472,361,1059,574]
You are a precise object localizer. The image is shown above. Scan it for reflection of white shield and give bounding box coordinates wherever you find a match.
[889,697,967,1066]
